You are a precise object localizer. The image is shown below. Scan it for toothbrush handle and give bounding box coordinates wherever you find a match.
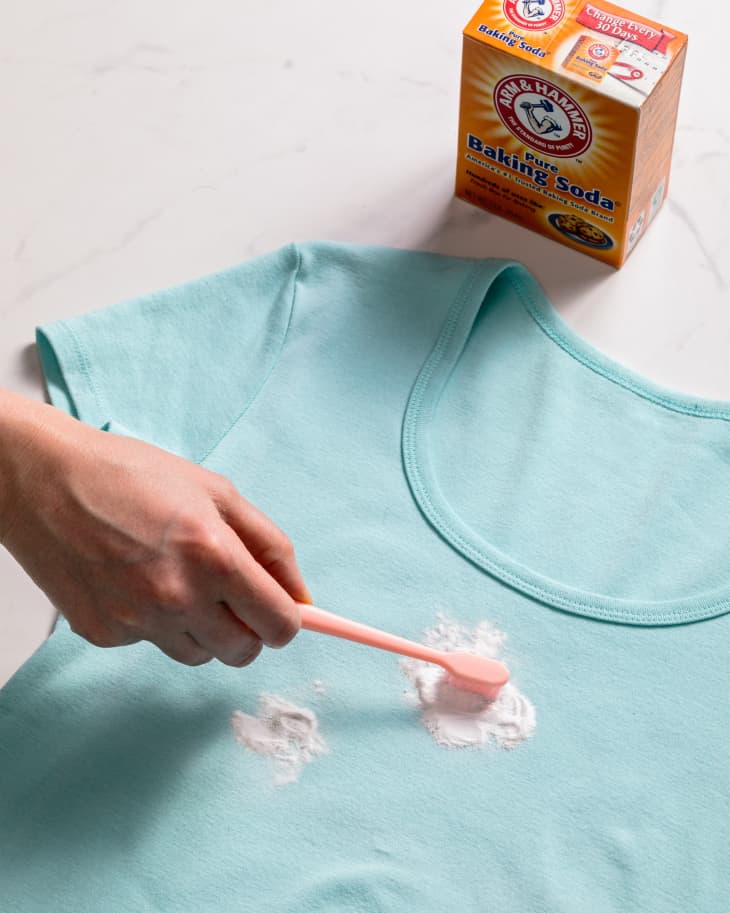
[298,603,443,666]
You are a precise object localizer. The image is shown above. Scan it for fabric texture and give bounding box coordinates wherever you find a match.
[1,241,729,911]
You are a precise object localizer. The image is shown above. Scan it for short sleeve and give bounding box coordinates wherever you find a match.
[35,243,301,463]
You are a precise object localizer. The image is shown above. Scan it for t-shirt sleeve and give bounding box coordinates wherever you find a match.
[35,243,301,463]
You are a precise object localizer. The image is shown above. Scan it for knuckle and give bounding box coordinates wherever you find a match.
[205,541,237,578]
[79,623,120,648]
[182,521,228,571]
[174,513,214,557]
[276,532,296,560]
[228,640,263,668]
[266,607,300,649]
[261,530,295,567]
[150,574,188,613]
[109,606,144,638]
[157,639,213,666]
[213,474,238,501]
[182,651,213,667]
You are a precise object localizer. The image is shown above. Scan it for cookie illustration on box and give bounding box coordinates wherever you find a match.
[548,212,614,249]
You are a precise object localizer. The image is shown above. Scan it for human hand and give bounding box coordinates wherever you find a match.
[0,390,309,667]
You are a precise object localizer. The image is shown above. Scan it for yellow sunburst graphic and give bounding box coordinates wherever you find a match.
[467,0,565,33]
[461,44,635,197]
[470,0,510,26]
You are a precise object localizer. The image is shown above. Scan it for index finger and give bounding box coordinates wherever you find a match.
[215,484,312,605]
[217,524,302,648]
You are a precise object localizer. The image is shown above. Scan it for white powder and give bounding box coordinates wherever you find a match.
[232,624,531,785]
[231,693,327,785]
[400,616,535,750]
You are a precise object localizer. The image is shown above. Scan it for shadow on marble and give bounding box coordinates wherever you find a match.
[413,195,613,303]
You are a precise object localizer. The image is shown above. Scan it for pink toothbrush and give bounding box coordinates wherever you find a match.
[298,604,509,700]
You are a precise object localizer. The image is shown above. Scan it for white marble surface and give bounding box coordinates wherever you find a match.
[0,0,726,686]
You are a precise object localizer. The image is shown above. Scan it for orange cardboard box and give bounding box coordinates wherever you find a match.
[455,1,687,266]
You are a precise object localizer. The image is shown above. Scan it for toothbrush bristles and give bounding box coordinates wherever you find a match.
[445,673,502,701]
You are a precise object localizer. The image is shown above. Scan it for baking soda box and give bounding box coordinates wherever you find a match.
[455,0,687,266]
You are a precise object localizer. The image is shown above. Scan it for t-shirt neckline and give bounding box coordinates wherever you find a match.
[402,258,730,627]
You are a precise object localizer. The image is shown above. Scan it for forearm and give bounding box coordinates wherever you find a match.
[0,388,80,546]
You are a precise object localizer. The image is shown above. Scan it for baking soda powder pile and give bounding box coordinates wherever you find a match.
[233,617,534,784]
[400,616,535,750]
[231,693,327,785]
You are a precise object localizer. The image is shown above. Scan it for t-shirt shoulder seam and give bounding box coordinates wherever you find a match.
[195,244,303,465]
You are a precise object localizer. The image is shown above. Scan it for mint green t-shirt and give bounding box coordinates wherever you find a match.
[1,242,729,912]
